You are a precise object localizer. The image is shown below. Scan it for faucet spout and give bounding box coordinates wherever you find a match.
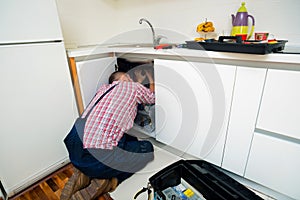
[139,18,157,47]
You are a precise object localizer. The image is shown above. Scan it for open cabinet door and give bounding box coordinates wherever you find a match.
[154,59,211,155]
[76,57,116,108]
[154,59,235,166]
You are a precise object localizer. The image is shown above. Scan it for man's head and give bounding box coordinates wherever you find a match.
[109,71,132,84]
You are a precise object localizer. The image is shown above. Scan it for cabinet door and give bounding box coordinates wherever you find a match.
[222,67,266,176]
[190,63,236,166]
[154,59,235,166]
[76,57,116,108]
[256,69,300,139]
[245,132,300,200]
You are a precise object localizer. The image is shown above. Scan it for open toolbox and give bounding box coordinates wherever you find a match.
[149,160,264,200]
[186,36,288,54]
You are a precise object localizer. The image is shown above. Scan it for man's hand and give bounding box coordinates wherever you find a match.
[145,69,155,92]
[145,69,154,84]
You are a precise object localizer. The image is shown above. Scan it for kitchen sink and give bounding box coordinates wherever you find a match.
[106,43,154,48]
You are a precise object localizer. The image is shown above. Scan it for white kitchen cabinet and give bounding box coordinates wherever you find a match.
[154,59,235,166]
[245,132,300,200]
[244,69,300,200]
[198,63,236,166]
[222,67,267,176]
[76,57,116,108]
[256,69,300,139]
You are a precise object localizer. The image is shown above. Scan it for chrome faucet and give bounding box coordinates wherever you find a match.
[139,18,165,47]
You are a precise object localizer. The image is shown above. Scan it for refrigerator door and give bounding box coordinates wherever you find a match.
[0,42,77,196]
[0,0,63,44]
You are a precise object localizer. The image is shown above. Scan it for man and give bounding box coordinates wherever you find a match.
[61,70,155,200]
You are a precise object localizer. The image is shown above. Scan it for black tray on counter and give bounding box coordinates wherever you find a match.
[186,36,288,54]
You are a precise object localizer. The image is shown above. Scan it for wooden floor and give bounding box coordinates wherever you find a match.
[9,164,74,200]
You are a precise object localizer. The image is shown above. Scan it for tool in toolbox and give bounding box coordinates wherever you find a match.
[134,182,153,200]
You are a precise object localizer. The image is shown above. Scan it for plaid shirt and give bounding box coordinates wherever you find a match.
[82,81,155,149]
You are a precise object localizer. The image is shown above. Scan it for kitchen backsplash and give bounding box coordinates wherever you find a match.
[56,0,300,48]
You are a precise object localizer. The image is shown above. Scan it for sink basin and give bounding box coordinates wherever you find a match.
[106,43,154,48]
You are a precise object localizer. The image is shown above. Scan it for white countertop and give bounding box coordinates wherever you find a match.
[67,45,300,70]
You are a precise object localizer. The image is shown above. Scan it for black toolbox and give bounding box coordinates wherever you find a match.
[186,36,288,54]
[149,160,263,200]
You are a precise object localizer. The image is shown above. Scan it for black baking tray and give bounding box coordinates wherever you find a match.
[149,159,263,200]
[186,36,288,54]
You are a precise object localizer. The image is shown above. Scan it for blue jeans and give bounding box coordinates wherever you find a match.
[69,132,154,184]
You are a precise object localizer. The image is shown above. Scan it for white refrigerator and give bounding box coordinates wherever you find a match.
[0,0,77,197]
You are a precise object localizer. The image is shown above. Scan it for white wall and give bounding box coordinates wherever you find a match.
[56,0,118,47]
[56,0,300,48]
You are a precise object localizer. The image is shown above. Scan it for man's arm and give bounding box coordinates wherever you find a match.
[145,69,154,93]
[136,83,155,105]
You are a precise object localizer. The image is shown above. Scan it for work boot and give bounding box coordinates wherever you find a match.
[107,178,118,193]
[96,178,117,200]
[70,179,109,200]
[61,168,91,200]
[97,193,114,200]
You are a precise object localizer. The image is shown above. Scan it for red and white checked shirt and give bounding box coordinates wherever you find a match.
[82,81,155,149]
